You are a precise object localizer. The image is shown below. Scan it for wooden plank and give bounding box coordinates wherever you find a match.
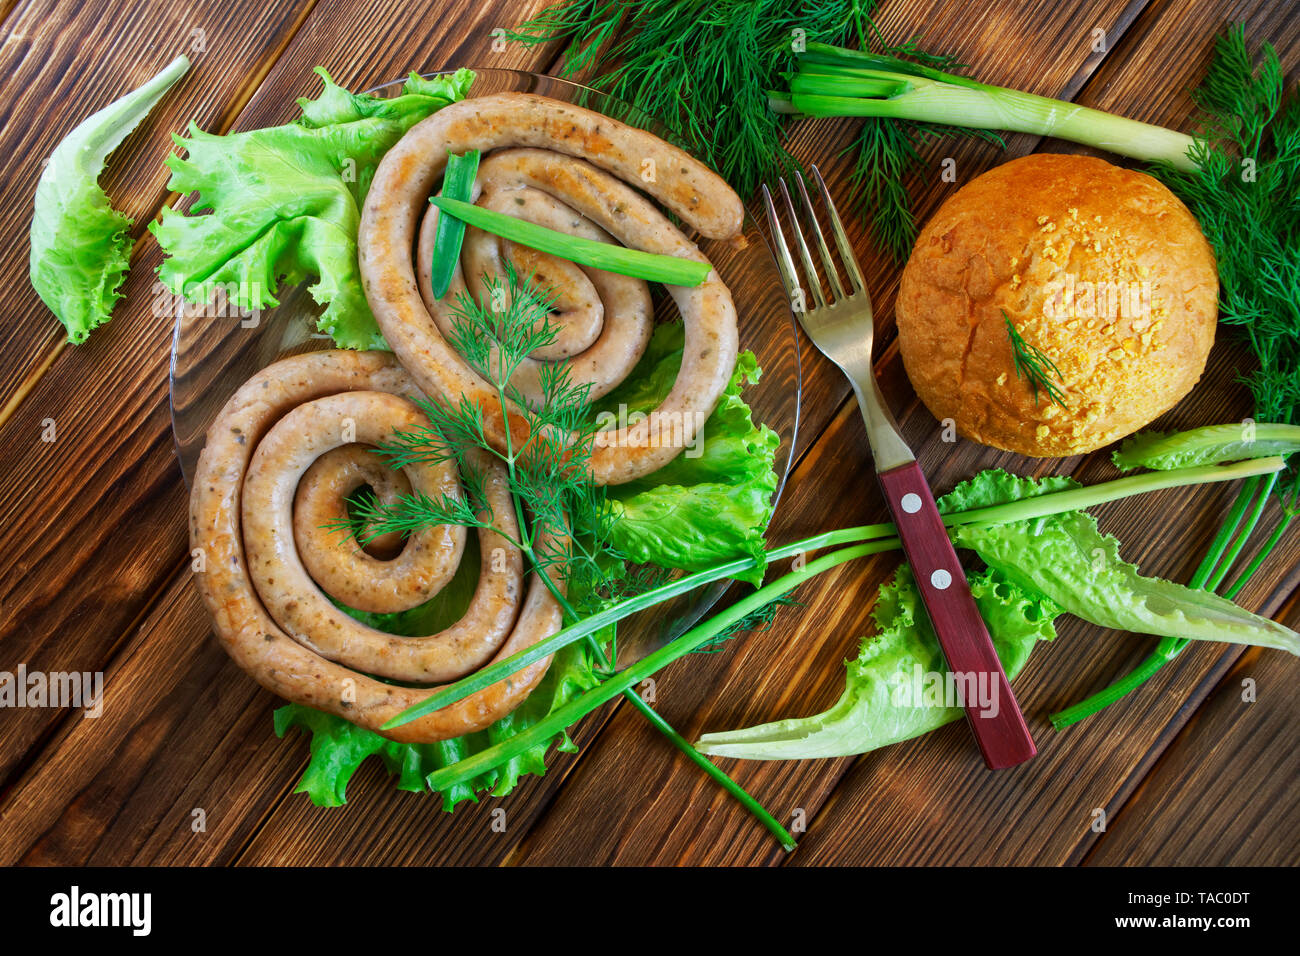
[0,1,20,31]
[0,573,295,865]
[0,0,320,422]
[0,0,575,864]
[508,0,1300,864]
[0,0,320,788]
[1084,595,1300,866]
[507,333,1300,864]
[1033,0,1300,866]
[5,0,1295,868]
[233,698,621,866]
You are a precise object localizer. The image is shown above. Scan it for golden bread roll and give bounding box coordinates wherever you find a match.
[896,153,1217,457]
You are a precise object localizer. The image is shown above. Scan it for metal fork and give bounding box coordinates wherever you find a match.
[762,167,1036,770]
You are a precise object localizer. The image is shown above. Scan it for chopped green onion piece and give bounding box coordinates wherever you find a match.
[428,149,479,298]
[428,196,712,287]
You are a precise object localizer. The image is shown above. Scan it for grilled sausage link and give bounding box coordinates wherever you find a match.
[189,349,564,743]
[359,93,744,486]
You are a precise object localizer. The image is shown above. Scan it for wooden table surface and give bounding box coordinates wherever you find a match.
[0,0,1296,867]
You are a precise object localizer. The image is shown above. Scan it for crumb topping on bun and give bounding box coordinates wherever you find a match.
[895,153,1218,457]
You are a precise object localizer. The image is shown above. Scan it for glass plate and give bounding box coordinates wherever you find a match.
[169,68,801,664]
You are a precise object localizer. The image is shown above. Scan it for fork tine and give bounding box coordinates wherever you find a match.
[792,172,846,301]
[809,165,867,296]
[759,184,803,312]
[777,179,827,309]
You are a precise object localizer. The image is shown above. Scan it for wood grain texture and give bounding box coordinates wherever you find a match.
[0,0,320,417]
[0,0,572,863]
[1084,596,1300,866]
[504,0,1300,868]
[0,0,1295,868]
[0,0,320,788]
[0,563,624,865]
[0,573,297,865]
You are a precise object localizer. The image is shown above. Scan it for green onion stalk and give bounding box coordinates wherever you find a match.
[386,457,1285,805]
[429,197,712,286]
[427,150,480,298]
[1050,471,1292,728]
[771,42,1198,170]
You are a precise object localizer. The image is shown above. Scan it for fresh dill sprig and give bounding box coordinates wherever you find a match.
[349,479,505,543]
[691,594,799,654]
[1148,24,1299,508]
[845,115,1005,262]
[507,0,885,200]
[348,264,620,610]
[840,34,1006,262]
[1003,311,1068,409]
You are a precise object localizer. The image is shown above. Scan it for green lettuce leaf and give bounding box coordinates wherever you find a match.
[275,604,603,811]
[937,467,1077,514]
[695,566,1056,759]
[947,471,1300,654]
[596,323,781,585]
[151,68,473,349]
[698,464,1298,760]
[589,319,686,419]
[1111,423,1300,472]
[30,55,190,343]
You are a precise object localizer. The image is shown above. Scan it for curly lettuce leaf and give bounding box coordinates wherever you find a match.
[953,513,1300,655]
[596,323,781,585]
[937,468,1077,514]
[1111,423,1300,472]
[275,608,602,811]
[695,566,1056,759]
[30,55,189,343]
[947,470,1299,654]
[151,68,473,349]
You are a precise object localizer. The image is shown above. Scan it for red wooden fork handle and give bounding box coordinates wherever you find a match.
[878,461,1036,770]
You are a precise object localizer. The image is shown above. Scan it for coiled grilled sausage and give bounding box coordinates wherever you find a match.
[189,349,564,743]
[358,93,744,486]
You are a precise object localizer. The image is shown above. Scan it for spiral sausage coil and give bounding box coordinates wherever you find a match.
[191,93,744,742]
[190,350,563,742]
[359,92,745,485]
